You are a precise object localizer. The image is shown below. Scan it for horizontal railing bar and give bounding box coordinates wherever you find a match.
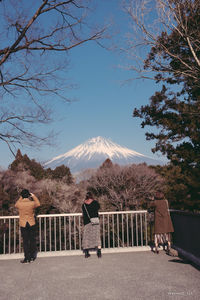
[0,210,147,220]
[0,216,19,220]
[37,213,82,218]
[100,211,147,215]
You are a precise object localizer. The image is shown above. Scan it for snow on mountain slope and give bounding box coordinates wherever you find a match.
[44,136,162,172]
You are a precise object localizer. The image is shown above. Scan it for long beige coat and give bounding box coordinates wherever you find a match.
[151,199,174,234]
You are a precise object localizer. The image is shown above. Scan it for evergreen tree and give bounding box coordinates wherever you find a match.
[10,150,73,183]
[10,150,45,180]
[99,158,113,169]
[131,0,200,209]
[51,165,73,184]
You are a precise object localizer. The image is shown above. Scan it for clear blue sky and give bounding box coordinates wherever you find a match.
[0,0,167,169]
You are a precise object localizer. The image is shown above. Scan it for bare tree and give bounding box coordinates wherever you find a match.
[88,163,164,211]
[75,168,97,183]
[121,0,200,84]
[0,167,84,214]
[0,0,109,155]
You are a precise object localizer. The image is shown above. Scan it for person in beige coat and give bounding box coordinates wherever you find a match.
[149,191,174,254]
[15,189,40,263]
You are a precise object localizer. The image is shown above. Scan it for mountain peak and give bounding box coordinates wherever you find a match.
[44,136,161,172]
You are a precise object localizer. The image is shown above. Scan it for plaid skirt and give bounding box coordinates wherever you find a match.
[82,223,101,250]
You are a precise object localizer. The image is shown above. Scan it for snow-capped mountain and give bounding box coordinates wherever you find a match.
[44,136,162,173]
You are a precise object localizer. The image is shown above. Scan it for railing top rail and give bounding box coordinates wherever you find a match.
[38,213,82,218]
[0,216,19,220]
[38,210,147,218]
[0,210,147,219]
[170,209,200,217]
[100,210,147,215]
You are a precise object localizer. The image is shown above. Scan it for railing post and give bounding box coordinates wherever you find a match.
[140,213,143,246]
[122,213,124,247]
[64,216,66,251]
[3,219,6,254]
[112,214,115,248]
[145,212,148,246]
[78,215,81,250]
[49,217,52,252]
[107,214,110,249]
[14,218,16,254]
[59,216,61,251]
[136,214,138,246]
[69,216,71,250]
[44,217,47,252]
[117,214,119,247]
[39,217,41,252]
[131,213,134,246]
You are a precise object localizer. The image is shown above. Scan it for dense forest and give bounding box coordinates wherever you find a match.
[0,149,199,217]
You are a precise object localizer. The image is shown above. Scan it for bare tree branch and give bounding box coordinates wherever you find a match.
[0,0,109,156]
[121,0,200,85]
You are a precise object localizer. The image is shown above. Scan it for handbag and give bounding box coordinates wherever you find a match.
[147,207,155,223]
[90,217,100,225]
[84,204,100,225]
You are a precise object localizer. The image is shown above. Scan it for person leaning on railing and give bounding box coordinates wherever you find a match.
[148,191,174,255]
[15,189,40,264]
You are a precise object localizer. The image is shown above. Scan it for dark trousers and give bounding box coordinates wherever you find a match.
[21,222,37,260]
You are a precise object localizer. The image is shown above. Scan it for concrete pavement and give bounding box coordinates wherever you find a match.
[0,251,200,300]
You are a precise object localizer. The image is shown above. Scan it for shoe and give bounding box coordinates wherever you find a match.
[85,253,90,258]
[163,243,167,251]
[84,250,90,258]
[97,249,102,258]
[165,244,170,255]
[20,259,30,264]
[30,257,36,262]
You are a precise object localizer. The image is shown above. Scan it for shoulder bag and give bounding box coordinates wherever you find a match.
[84,204,100,225]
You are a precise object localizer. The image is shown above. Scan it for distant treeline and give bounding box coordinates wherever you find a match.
[0,149,199,217]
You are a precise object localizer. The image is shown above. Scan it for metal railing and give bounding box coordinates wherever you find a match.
[0,210,148,255]
[170,210,200,267]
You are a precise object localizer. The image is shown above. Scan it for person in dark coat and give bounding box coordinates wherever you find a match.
[82,191,101,258]
[149,191,174,254]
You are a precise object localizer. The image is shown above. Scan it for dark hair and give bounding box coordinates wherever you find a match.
[85,191,93,200]
[20,189,31,198]
[154,191,164,200]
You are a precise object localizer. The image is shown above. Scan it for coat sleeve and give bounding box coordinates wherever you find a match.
[95,200,100,210]
[15,197,21,208]
[148,201,156,210]
[82,204,85,216]
[31,194,40,208]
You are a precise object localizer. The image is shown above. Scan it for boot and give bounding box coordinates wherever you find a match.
[154,245,159,254]
[97,248,102,258]
[20,258,30,264]
[84,250,90,258]
[166,243,171,255]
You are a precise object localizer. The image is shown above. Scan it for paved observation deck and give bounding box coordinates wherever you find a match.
[0,250,200,300]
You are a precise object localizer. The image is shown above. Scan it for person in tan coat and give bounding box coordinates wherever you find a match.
[149,191,174,254]
[15,189,40,263]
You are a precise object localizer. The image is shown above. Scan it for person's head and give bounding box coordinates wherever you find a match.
[20,189,31,199]
[154,191,164,200]
[85,191,94,200]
